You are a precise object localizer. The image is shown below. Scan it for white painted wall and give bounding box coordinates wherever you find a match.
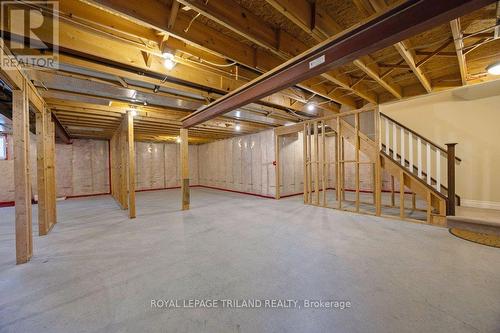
[380,81,500,209]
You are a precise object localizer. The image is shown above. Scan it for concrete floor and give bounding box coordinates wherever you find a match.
[0,188,499,333]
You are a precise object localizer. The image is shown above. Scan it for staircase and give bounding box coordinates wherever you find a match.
[319,109,460,225]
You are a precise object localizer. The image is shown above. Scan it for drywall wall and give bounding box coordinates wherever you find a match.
[380,82,500,209]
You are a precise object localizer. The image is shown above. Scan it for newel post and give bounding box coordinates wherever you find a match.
[446,143,457,216]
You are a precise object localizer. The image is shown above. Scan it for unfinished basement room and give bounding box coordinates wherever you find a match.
[1,0,500,332]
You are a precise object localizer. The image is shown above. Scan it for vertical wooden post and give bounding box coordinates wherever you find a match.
[446,143,457,216]
[13,86,33,264]
[47,116,57,227]
[355,113,360,213]
[180,128,190,210]
[121,121,128,209]
[400,171,405,219]
[36,109,49,235]
[374,107,382,216]
[314,121,319,205]
[341,136,345,202]
[321,121,326,207]
[127,112,136,218]
[390,176,395,207]
[302,125,307,204]
[426,192,432,223]
[336,118,342,209]
[334,128,339,202]
[307,123,312,203]
[275,133,280,199]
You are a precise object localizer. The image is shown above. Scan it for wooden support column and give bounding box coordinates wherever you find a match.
[180,128,190,210]
[314,122,320,205]
[321,121,326,207]
[307,123,312,203]
[336,119,342,209]
[374,107,382,216]
[127,112,136,218]
[120,121,128,209]
[390,176,396,206]
[275,133,280,199]
[13,86,33,264]
[302,125,307,204]
[36,108,49,235]
[446,143,457,216]
[400,171,405,219]
[47,116,57,227]
[355,114,360,212]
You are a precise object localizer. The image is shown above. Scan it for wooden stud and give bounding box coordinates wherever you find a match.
[307,123,312,203]
[302,124,307,204]
[390,176,395,207]
[374,107,382,216]
[275,133,280,199]
[314,121,319,205]
[355,113,360,212]
[48,117,57,227]
[13,85,33,265]
[336,119,342,209]
[341,136,345,202]
[321,121,326,207]
[180,128,190,210]
[36,110,49,235]
[400,171,405,219]
[127,112,136,218]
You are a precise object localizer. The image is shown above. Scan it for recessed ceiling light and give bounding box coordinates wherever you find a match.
[486,62,500,75]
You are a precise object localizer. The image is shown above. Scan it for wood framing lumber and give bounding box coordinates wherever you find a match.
[182,0,493,128]
[13,85,33,264]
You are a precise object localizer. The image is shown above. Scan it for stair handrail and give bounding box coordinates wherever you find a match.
[380,113,461,162]
[379,112,459,216]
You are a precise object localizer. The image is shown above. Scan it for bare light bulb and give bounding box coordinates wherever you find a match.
[486,62,500,75]
[306,103,316,111]
[163,52,176,70]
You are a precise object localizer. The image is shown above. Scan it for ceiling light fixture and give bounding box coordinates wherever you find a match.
[235,124,241,131]
[306,103,316,112]
[486,62,500,75]
[176,136,181,143]
[129,109,137,117]
[163,52,176,70]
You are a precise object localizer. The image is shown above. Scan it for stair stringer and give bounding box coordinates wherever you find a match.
[332,117,447,225]
[380,153,447,226]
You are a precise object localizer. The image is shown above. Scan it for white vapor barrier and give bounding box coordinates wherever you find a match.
[56,139,110,197]
[0,133,37,202]
[198,130,277,197]
[135,142,199,191]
